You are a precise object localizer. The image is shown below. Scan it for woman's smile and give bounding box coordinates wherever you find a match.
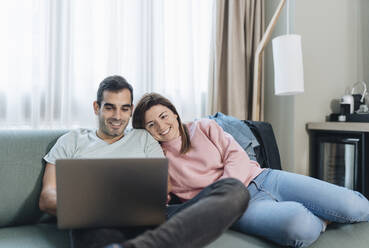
[144,104,180,142]
[160,127,170,135]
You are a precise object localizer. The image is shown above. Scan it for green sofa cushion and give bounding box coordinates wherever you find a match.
[0,223,69,248]
[309,222,369,247]
[0,130,67,227]
[1,223,368,248]
[207,222,369,248]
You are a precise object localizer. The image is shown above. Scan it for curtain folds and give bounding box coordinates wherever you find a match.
[0,0,212,128]
[208,0,264,120]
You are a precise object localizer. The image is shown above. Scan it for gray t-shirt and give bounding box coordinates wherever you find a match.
[44,128,164,164]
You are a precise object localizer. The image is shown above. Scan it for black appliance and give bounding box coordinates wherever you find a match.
[310,130,369,198]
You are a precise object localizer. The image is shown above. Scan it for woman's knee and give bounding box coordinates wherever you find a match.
[337,191,369,222]
[279,204,322,247]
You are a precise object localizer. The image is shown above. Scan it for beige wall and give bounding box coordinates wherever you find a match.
[265,0,369,174]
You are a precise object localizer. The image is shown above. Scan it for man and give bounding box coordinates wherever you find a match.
[39,75,249,248]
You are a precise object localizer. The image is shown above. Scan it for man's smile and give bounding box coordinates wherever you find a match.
[108,120,123,129]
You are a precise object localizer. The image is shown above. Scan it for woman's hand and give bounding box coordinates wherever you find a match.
[167,175,172,193]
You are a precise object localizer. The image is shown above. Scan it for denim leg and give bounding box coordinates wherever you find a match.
[233,169,369,248]
[122,178,249,248]
[232,184,323,247]
[261,169,369,223]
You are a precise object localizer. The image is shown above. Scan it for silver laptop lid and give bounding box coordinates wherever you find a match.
[56,158,168,229]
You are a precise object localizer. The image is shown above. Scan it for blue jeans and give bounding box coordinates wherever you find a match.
[232,169,369,248]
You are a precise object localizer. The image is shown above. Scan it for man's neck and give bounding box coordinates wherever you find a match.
[96,130,124,144]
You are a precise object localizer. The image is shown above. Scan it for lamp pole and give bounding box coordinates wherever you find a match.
[252,0,286,121]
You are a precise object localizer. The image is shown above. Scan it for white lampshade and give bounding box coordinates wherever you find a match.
[272,34,304,95]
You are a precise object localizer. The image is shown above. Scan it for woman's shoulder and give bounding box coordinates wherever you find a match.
[186,118,219,135]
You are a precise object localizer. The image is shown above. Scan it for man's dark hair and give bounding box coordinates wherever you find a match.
[96,75,133,106]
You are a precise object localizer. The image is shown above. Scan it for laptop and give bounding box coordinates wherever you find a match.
[55,158,168,229]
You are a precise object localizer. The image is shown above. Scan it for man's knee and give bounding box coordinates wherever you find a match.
[215,178,247,192]
[214,178,250,214]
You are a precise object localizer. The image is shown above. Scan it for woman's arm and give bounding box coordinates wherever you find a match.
[204,120,260,183]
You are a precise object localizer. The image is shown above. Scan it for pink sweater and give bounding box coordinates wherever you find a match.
[161,119,263,201]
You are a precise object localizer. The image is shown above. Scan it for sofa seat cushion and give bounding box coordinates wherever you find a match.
[206,230,278,248]
[0,223,69,248]
[310,222,369,247]
[1,222,369,248]
[207,222,369,248]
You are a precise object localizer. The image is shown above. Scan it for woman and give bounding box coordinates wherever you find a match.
[132,93,369,248]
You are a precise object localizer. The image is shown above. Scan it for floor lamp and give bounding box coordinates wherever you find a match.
[252,0,304,121]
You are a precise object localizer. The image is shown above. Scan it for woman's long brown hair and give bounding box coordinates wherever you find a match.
[132,93,191,154]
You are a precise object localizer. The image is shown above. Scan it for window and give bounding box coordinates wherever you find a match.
[0,0,213,128]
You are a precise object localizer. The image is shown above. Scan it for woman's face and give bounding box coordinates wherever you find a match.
[144,104,180,142]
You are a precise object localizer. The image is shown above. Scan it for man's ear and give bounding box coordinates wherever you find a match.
[93,101,100,115]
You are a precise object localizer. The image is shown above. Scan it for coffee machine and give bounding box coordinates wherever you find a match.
[333,81,368,122]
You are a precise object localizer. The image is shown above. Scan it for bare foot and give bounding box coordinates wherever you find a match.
[322,220,331,232]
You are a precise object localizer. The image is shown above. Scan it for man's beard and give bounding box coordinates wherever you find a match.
[99,118,125,138]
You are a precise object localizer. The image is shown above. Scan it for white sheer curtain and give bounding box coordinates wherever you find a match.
[0,0,212,128]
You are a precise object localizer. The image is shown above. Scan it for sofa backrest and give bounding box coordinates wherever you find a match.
[0,130,67,228]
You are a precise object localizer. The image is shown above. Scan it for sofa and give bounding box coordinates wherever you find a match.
[1,124,369,248]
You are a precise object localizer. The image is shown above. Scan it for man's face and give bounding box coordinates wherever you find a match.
[93,89,133,142]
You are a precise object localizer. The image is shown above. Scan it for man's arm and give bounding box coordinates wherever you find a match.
[39,163,57,216]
